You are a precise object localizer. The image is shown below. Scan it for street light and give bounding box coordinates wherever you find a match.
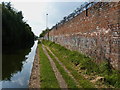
[46,13,49,40]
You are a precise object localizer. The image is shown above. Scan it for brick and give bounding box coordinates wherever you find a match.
[45,2,120,70]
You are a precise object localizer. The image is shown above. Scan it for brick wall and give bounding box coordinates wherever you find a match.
[45,2,120,70]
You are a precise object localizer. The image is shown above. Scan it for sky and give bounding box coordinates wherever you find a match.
[12,2,84,36]
[1,0,90,36]
[1,0,118,36]
[1,0,102,36]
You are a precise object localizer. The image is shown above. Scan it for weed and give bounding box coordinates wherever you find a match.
[42,40,120,88]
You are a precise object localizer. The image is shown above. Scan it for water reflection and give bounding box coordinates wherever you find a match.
[1,41,38,88]
[2,48,31,81]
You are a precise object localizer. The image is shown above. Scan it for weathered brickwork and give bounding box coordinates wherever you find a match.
[45,2,120,70]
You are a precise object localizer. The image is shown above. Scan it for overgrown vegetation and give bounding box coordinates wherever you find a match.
[38,44,60,88]
[42,40,95,88]
[39,29,48,38]
[42,40,120,88]
[2,2,35,53]
[45,46,79,88]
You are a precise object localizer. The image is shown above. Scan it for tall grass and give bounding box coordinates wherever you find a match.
[42,40,120,88]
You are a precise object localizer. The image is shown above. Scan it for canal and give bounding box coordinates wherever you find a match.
[1,41,38,88]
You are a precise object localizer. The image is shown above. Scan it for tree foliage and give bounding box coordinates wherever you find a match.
[2,2,35,53]
[39,29,48,38]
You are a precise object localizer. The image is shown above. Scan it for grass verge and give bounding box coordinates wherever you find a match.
[42,40,95,88]
[38,43,60,88]
[42,40,120,88]
[45,46,79,88]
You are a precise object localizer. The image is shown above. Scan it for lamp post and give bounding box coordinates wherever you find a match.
[46,13,49,40]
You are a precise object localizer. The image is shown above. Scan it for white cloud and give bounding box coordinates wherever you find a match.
[11,2,50,36]
[1,0,89,2]
[1,1,84,36]
[12,77,25,86]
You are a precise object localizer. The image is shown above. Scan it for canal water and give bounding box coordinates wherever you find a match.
[1,41,38,88]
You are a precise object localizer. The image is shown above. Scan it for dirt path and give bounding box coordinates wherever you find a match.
[45,46,112,88]
[45,46,81,88]
[42,45,68,89]
[29,47,40,88]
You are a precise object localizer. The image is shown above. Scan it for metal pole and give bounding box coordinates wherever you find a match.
[46,13,49,40]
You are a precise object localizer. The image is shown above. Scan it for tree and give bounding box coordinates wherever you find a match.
[2,2,35,53]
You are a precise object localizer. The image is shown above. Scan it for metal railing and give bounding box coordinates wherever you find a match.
[50,2,98,30]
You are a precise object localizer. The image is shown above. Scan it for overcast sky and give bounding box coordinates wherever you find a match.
[1,0,91,36]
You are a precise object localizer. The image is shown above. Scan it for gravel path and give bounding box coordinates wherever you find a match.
[42,45,68,89]
[45,46,81,88]
[29,47,40,88]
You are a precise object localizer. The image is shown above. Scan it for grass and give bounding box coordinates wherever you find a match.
[42,40,120,88]
[38,43,60,88]
[45,46,79,88]
[42,40,95,88]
